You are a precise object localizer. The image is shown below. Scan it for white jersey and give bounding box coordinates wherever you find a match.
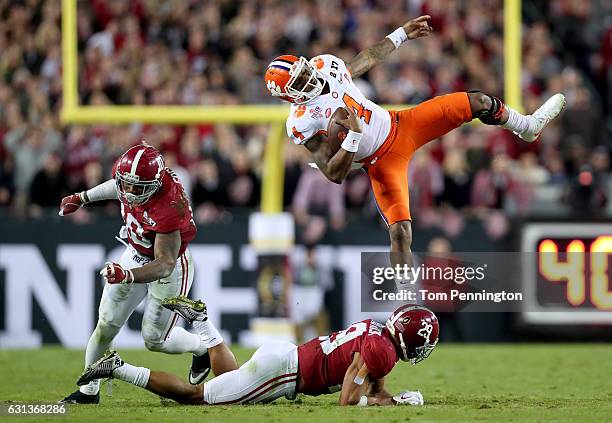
[286,54,391,162]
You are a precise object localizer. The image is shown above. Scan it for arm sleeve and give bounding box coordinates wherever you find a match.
[85,179,118,202]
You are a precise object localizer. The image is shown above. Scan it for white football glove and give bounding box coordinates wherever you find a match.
[393,390,424,406]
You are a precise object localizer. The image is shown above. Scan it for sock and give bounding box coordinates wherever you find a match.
[193,319,223,349]
[502,106,534,135]
[113,363,151,388]
[79,324,120,395]
[158,326,208,356]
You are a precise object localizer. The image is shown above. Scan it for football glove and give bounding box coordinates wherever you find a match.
[59,193,86,216]
[393,390,424,406]
[100,262,134,284]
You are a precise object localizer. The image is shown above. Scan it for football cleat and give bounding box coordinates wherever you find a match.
[518,93,566,142]
[77,351,124,386]
[59,390,100,404]
[189,351,212,385]
[162,295,207,325]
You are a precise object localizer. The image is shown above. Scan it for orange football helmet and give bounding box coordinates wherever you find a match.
[265,55,325,104]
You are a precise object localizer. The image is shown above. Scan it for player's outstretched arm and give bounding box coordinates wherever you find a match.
[59,179,118,216]
[346,15,433,78]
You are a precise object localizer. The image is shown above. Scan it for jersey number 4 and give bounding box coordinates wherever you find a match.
[319,321,367,355]
[342,93,372,124]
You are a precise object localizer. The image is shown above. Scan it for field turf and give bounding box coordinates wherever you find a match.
[1,344,611,422]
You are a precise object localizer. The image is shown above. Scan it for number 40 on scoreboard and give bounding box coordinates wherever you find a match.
[539,236,612,310]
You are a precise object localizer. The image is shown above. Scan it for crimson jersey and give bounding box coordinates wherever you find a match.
[297,319,399,396]
[119,169,197,258]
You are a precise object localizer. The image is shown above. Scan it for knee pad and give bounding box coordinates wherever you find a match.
[470,90,506,125]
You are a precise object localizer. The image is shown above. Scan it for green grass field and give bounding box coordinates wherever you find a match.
[1,344,611,422]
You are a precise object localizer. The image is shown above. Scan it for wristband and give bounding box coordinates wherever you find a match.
[341,130,362,153]
[386,27,408,49]
[124,269,134,284]
[357,396,368,407]
[79,191,89,204]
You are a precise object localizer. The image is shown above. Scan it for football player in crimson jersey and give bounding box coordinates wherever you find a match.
[58,144,238,404]
[77,299,439,407]
[264,15,565,275]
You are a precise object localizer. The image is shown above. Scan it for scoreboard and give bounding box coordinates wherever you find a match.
[521,223,612,324]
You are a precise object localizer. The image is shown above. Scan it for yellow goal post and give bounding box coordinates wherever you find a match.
[61,0,522,214]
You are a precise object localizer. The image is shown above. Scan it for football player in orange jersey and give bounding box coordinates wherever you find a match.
[264,15,565,274]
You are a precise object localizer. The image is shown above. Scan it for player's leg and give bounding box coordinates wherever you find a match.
[399,91,565,151]
[62,248,148,403]
[161,295,238,376]
[202,341,299,405]
[368,153,416,286]
[76,350,205,404]
[140,250,210,360]
[468,91,565,142]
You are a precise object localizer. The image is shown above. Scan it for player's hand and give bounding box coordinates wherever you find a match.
[393,390,424,406]
[336,106,362,133]
[59,193,84,216]
[402,15,433,40]
[100,262,134,284]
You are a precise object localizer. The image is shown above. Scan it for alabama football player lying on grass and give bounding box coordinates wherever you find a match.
[77,297,439,406]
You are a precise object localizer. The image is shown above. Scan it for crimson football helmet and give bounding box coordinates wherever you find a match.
[264,55,325,104]
[385,304,439,364]
[114,144,165,205]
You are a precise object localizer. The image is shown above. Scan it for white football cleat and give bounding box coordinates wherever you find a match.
[518,93,566,142]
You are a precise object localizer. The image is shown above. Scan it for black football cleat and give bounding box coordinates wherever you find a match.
[77,350,124,386]
[59,390,100,404]
[189,351,212,385]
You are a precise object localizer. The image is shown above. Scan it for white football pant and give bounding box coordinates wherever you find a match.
[80,246,202,395]
[203,341,298,405]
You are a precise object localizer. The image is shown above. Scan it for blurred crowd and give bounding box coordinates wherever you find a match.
[0,0,609,233]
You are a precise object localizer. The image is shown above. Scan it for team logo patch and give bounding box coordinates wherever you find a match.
[294,105,307,118]
[313,57,324,69]
[310,106,323,119]
[143,211,156,227]
[417,319,433,344]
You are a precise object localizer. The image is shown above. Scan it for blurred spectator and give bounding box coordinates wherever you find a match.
[0,156,15,206]
[28,153,66,215]
[471,154,517,211]
[191,159,228,223]
[291,245,332,343]
[293,167,346,237]
[4,125,61,196]
[438,149,472,209]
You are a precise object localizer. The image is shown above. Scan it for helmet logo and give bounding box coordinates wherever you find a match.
[266,80,283,96]
[417,319,433,344]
